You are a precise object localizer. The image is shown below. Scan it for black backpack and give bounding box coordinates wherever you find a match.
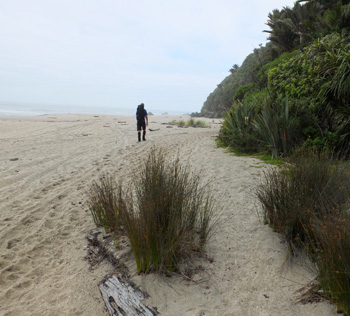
[136,105,144,121]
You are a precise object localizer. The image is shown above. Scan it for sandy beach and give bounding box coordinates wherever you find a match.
[0,114,339,316]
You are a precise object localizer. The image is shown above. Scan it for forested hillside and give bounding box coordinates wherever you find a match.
[202,2,350,315]
[201,43,278,118]
[202,0,350,158]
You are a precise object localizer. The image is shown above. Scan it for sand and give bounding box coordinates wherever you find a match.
[0,114,339,316]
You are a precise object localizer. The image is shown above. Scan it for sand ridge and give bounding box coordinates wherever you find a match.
[0,114,338,315]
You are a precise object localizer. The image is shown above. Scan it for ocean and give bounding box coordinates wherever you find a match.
[0,102,190,117]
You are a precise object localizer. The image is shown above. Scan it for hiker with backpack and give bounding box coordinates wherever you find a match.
[136,103,148,142]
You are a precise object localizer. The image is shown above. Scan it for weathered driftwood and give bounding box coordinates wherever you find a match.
[99,275,158,316]
[86,233,121,269]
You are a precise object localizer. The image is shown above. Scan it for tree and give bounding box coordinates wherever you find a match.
[229,64,239,75]
[264,8,298,53]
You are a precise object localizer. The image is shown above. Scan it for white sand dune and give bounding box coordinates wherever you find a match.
[0,114,339,316]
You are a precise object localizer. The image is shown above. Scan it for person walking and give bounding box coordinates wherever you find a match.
[136,103,148,142]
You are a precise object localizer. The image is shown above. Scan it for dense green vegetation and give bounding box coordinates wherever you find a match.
[201,0,350,158]
[257,152,350,315]
[201,0,350,313]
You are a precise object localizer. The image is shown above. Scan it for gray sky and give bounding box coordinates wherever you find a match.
[0,0,296,114]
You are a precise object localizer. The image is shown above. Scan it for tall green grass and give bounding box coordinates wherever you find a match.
[169,119,209,128]
[192,119,208,128]
[256,151,350,253]
[87,174,119,234]
[116,147,217,274]
[311,213,350,315]
[256,151,350,313]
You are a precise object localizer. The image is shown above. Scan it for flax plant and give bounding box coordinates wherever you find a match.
[221,100,259,153]
[253,97,300,158]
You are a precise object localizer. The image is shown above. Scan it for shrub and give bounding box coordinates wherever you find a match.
[87,174,119,234]
[117,147,217,274]
[193,120,208,128]
[257,150,350,312]
[233,83,256,101]
[168,119,208,128]
[253,97,301,158]
[267,32,350,157]
[256,151,350,253]
[186,118,196,126]
[312,213,350,315]
[177,120,186,127]
[219,100,261,153]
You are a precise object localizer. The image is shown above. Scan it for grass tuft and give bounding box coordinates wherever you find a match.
[116,147,217,274]
[87,174,119,234]
[312,213,350,315]
[169,119,209,128]
[257,151,350,252]
[256,150,350,313]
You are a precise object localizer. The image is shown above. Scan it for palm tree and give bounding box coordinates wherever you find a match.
[229,64,239,75]
[298,0,350,9]
[264,8,298,52]
[322,3,350,31]
[265,3,324,52]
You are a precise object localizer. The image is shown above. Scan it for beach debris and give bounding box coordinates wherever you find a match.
[85,232,158,315]
[85,232,122,270]
[295,278,326,304]
[9,158,19,161]
[117,121,128,125]
[99,275,158,316]
[148,128,160,131]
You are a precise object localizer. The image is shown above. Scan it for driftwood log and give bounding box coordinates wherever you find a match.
[99,275,158,316]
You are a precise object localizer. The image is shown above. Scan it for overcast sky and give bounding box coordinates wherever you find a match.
[0,0,296,115]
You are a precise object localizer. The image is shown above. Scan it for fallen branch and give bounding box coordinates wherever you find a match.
[86,232,158,315]
[99,275,158,316]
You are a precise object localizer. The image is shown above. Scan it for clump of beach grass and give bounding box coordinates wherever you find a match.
[168,119,209,128]
[177,119,186,127]
[87,174,119,234]
[116,147,217,274]
[256,151,350,253]
[193,119,209,128]
[186,118,209,127]
[311,212,350,315]
[256,150,350,313]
